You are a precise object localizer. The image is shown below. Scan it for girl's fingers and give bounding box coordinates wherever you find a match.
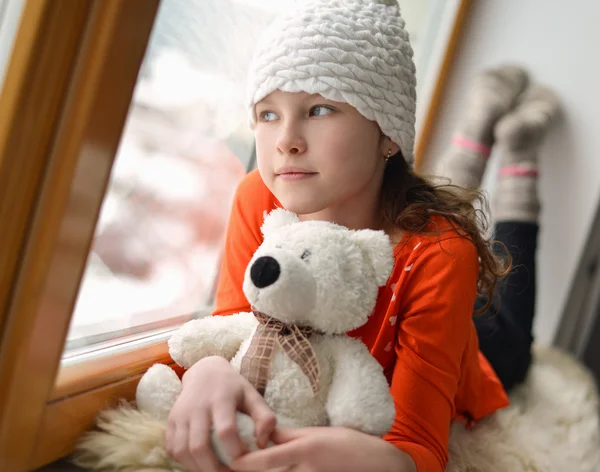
[241,385,277,448]
[168,422,198,472]
[188,412,222,472]
[212,399,247,461]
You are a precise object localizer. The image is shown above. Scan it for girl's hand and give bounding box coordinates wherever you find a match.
[166,356,277,472]
[230,426,417,472]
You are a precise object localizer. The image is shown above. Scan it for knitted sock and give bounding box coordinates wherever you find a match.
[433,65,529,190]
[493,85,561,223]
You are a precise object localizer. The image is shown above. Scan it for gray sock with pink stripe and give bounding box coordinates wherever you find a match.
[493,85,561,223]
[433,65,529,190]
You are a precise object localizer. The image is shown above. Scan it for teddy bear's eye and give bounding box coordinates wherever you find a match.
[300,249,311,261]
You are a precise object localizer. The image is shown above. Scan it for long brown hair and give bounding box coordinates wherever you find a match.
[380,153,511,314]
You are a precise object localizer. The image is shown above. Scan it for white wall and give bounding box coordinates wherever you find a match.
[422,0,600,345]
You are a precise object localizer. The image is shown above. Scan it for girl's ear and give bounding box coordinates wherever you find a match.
[261,208,300,236]
[379,135,401,158]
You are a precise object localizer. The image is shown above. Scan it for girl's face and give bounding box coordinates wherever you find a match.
[254,90,399,228]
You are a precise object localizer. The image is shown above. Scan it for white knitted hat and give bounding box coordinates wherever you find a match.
[247,0,417,164]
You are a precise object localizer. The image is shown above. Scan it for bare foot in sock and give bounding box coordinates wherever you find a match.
[433,65,529,190]
[493,84,562,223]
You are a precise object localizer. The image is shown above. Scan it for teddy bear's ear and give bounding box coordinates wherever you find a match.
[261,208,300,236]
[352,230,394,286]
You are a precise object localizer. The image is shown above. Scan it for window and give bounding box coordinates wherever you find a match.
[64,0,296,357]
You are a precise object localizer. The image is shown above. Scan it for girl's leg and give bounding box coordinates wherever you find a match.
[474,85,560,391]
[431,65,528,190]
[474,222,538,390]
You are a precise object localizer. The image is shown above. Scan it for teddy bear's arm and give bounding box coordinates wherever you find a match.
[168,312,258,368]
[325,336,395,436]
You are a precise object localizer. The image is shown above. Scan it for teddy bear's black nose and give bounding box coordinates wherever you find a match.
[250,256,281,288]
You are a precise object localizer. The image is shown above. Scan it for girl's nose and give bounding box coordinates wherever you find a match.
[275,125,307,156]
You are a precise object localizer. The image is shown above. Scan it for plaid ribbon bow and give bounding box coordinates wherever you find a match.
[240,310,321,397]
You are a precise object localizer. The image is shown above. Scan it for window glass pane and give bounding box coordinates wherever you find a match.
[0,0,26,91]
[64,0,295,357]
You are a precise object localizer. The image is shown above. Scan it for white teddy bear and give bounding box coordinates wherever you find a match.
[136,209,396,462]
[76,209,396,470]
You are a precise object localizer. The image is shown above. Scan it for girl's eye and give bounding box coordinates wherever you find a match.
[310,105,334,117]
[259,111,278,122]
[301,249,311,261]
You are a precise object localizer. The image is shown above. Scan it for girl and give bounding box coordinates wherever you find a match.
[165,1,560,471]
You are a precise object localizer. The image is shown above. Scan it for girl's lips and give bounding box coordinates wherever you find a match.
[277,172,317,182]
[276,166,318,181]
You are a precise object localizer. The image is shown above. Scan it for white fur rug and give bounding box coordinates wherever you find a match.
[447,344,600,471]
[74,345,600,472]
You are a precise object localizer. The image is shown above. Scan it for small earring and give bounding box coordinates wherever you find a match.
[385,149,392,163]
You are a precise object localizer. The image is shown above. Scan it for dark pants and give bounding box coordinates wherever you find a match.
[474,222,538,392]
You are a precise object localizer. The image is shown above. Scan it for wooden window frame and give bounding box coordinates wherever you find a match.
[0,0,471,469]
[0,0,159,469]
[414,0,472,166]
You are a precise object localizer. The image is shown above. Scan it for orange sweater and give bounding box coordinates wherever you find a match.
[213,170,509,471]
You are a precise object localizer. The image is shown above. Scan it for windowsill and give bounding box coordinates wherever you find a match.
[35,458,84,471]
[56,307,211,400]
[34,336,188,469]
[33,317,197,468]
[54,327,173,401]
